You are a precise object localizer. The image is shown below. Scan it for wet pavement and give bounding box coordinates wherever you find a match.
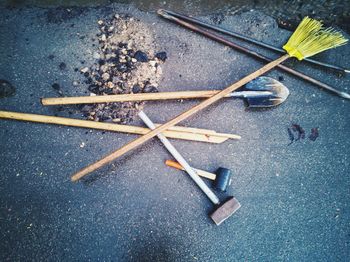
[0,4,349,261]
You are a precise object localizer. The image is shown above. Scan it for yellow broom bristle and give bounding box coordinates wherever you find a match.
[283,16,348,60]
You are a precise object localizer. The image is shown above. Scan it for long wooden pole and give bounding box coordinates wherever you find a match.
[41,90,226,105]
[0,110,240,143]
[71,54,289,182]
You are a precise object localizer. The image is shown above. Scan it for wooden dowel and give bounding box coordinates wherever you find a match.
[154,124,238,139]
[0,110,241,144]
[41,90,229,105]
[71,54,289,182]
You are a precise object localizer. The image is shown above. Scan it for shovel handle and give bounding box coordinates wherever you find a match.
[41,90,231,105]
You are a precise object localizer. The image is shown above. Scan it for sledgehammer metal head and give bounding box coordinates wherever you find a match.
[210,197,241,225]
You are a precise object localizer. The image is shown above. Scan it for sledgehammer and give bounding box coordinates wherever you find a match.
[139,111,241,225]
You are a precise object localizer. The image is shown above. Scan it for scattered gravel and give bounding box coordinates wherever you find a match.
[78,14,167,124]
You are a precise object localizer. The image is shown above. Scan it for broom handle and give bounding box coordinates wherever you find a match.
[41,90,228,105]
[71,54,289,182]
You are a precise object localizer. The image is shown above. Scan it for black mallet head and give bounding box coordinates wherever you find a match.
[214,167,232,192]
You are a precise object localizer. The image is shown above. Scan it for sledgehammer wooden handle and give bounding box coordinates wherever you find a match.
[71,54,289,182]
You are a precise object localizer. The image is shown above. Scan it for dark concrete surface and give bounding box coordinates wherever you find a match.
[0,4,349,261]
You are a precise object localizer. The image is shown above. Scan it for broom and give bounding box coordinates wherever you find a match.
[71,17,348,182]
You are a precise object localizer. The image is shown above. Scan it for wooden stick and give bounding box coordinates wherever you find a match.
[71,54,289,182]
[154,124,238,139]
[0,110,241,143]
[41,90,229,105]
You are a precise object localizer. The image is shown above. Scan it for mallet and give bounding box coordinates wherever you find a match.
[139,111,240,225]
[70,17,347,182]
[165,160,232,192]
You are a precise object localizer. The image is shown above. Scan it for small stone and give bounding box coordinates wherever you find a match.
[112,118,121,123]
[149,60,157,67]
[106,82,114,88]
[112,76,120,83]
[52,83,60,90]
[127,41,133,49]
[80,142,85,148]
[155,51,167,61]
[97,20,104,25]
[131,58,137,63]
[143,85,158,93]
[72,81,79,86]
[101,34,106,41]
[98,59,106,65]
[132,84,141,93]
[80,67,89,73]
[102,72,110,81]
[117,64,128,72]
[90,93,96,96]
[115,14,120,19]
[81,105,92,113]
[134,51,148,62]
[100,65,109,72]
[93,52,100,59]
[59,62,67,70]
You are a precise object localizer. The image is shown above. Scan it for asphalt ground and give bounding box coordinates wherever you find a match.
[0,4,349,261]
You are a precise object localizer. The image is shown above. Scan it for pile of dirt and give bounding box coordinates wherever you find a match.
[79,14,167,124]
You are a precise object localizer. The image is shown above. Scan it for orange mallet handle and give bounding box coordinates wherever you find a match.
[165,160,216,180]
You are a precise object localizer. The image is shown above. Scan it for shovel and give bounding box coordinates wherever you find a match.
[41,77,289,108]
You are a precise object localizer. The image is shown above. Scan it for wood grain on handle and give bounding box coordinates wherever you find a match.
[71,54,290,182]
[0,111,240,143]
[41,90,229,105]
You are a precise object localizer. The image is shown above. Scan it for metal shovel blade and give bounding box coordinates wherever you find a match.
[242,76,290,108]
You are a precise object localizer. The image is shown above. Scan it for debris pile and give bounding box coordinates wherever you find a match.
[79,14,167,124]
